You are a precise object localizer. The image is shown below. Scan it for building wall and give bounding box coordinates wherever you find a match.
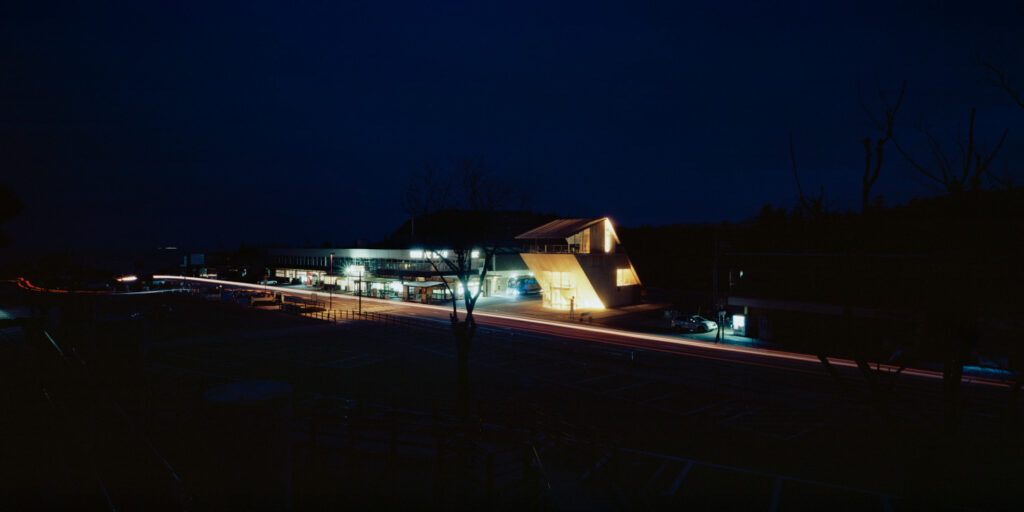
[576,253,639,308]
[520,253,604,309]
[520,252,640,309]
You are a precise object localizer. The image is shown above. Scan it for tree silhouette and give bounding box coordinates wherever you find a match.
[858,79,906,213]
[893,108,1009,194]
[400,158,519,422]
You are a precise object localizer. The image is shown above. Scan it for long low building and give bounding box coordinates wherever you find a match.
[266,216,642,309]
[267,247,532,303]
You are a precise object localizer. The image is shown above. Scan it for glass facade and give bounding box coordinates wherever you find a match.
[566,229,590,253]
[543,270,578,309]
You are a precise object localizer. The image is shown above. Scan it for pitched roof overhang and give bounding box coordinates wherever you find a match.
[515,218,606,240]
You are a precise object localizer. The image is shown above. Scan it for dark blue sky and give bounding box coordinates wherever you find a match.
[2,1,1022,251]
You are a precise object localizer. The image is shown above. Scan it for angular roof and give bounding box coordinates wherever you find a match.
[515,218,606,240]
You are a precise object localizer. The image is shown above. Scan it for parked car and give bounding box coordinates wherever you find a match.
[672,315,718,333]
[507,276,541,296]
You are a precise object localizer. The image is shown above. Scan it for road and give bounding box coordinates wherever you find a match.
[19,275,1015,508]
[153,275,1009,391]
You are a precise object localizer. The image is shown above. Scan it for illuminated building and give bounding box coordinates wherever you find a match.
[266,247,529,303]
[515,218,641,310]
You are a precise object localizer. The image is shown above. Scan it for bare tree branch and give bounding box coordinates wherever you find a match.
[398,157,519,421]
[979,54,1024,109]
[788,132,828,217]
[858,80,884,131]
[896,107,1007,195]
[893,135,946,187]
[859,79,906,213]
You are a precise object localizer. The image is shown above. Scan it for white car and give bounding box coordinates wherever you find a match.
[672,315,718,333]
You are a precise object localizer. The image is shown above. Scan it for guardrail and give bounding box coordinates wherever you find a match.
[291,306,447,331]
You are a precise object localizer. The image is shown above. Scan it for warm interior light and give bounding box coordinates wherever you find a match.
[616,268,639,286]
[604,219,614,253]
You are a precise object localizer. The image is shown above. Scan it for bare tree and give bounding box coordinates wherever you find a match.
[893,108,1009,194]
[979,55,1024,109]
[787,133,898,420]
[790,82,912,421]
[788,132,832,219]
[401,162,454,240]
[858,79,907,213]
[977,54,1021,188]
[401,158,517,422]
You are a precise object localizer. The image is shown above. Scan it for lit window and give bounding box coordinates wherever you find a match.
[604,219,613,253]
[616,268,638,286]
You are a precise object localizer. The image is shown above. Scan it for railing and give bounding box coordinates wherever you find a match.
[293,307,448,331]
[522,244,579,254]
[521,244,626,254]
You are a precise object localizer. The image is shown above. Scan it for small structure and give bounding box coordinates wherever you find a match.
[515,217,641,309]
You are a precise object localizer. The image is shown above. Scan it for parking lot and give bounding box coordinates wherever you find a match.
[114,292,1021,510]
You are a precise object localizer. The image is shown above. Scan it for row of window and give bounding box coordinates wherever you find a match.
[272,255,331,267]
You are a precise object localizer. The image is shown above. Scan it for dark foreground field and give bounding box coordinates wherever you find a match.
[2,287,1022,510]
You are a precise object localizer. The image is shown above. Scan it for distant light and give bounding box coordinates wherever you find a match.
[410,250,423,259]
[117,275,137,282]
[163,246,177,250]
[732,315,746,330]
[739,270,744,278]
[346,265,365,276]
[389,281,404,293]
[471,251,480,258]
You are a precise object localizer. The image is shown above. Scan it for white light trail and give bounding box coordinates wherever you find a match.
[153,274,1007,388]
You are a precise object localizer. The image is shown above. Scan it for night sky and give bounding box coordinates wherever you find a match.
[2,1,1022,252]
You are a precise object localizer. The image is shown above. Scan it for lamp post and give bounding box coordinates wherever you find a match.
[358,270,363,314]
[329,252,334,310]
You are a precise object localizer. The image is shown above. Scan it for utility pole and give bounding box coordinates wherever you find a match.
[329,252,334,310]
[358,270,363,314]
